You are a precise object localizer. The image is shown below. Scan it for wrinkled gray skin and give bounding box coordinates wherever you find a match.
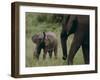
[32,32,58,60]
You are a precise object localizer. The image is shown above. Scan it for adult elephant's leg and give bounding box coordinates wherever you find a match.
[82,42,89,64]
[60,31,68,60]
[68,33,83,65]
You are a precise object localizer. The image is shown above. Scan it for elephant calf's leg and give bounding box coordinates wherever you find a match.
[49,51,52,59]
[68,34,83,65]
[36,47,41,60]
[43,49,47,60]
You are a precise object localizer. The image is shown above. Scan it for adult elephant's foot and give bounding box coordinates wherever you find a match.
[67,58,73,65]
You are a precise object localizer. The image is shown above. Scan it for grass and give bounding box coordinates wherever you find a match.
[25,13,84,67]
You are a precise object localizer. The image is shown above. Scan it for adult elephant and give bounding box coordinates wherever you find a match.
[60,15,89,65]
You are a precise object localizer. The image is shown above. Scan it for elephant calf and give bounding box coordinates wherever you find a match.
[32,32,58,60]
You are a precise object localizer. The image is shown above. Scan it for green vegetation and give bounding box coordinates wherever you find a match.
[25,12,84,67]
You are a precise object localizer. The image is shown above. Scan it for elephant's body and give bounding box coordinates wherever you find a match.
[32,32,58,60]
[60,15,89,65]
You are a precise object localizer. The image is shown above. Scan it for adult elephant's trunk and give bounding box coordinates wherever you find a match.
[60,31,68,60]
[60,15,70,60]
